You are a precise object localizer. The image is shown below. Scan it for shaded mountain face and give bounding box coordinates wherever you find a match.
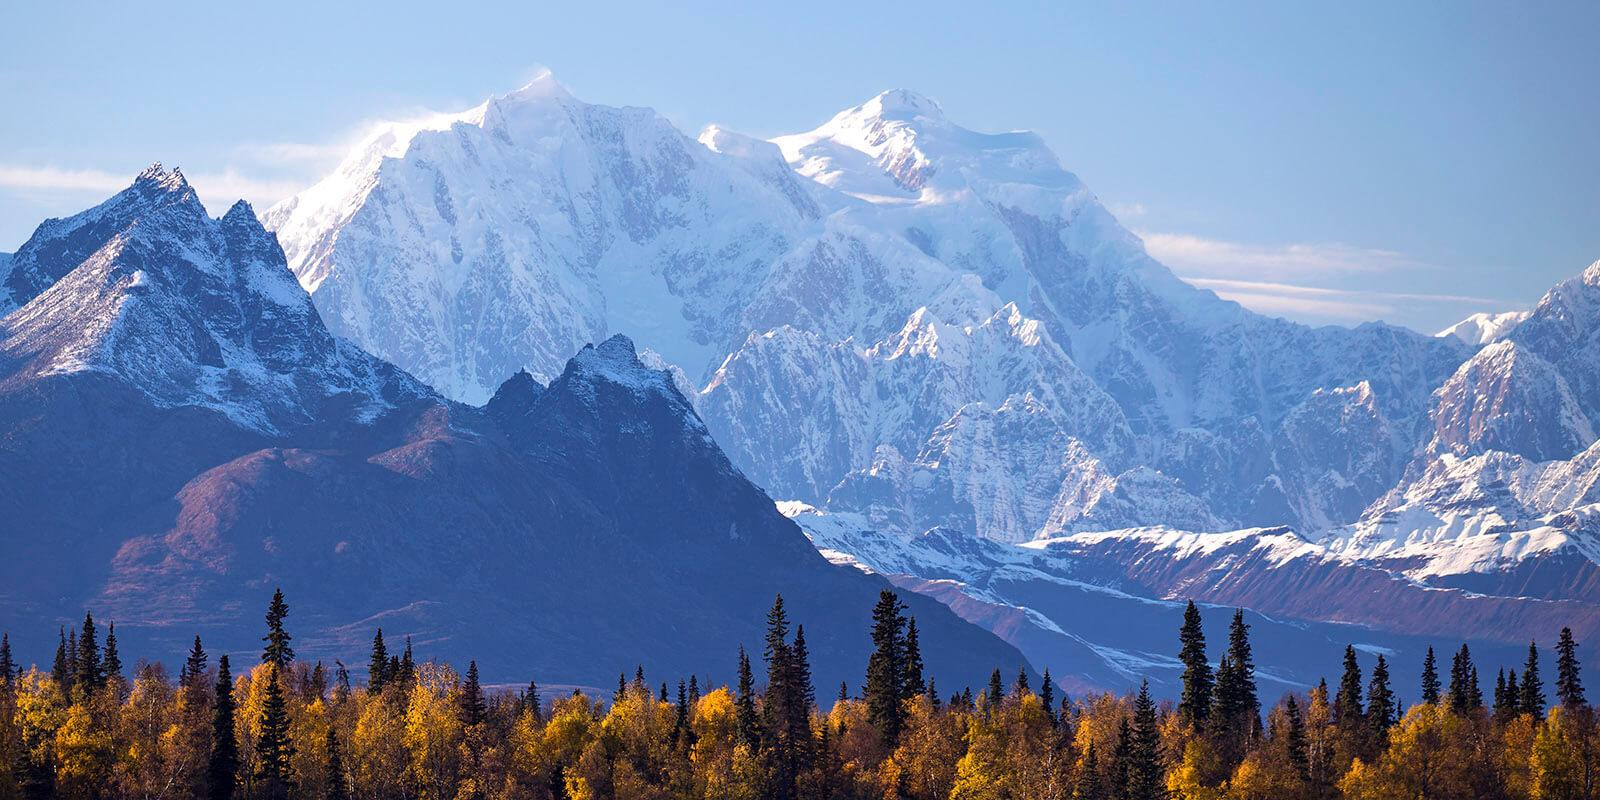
[0,175,1032,694]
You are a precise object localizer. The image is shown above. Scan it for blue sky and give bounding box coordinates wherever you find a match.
[1,0,1594,333]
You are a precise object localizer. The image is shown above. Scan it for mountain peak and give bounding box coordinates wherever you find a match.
[135,162,190,195]
[864,89,946,122]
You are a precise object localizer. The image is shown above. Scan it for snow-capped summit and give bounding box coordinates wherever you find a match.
[0,167,427,433]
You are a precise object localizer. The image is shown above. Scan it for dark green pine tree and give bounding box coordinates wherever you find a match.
[324,727,350,800]
[1520,640,1546,719]
[1128,680,1163,800]
[1420,646,1441,705]
[1556,627,1586,709]
[0,632,15,687]
[1109,716,1133,800]
[1077,743,1106,800]
[181,636,209,690]
[525,682,542,719]
[1041,669,1056,725]
[1178,599,1214,727]
[1367,654,1395,737]
[1014,666,1030,697]
[1334,646,1364,727]
[399,636,415,687]
[659,681,668,703]
[1284,693,1309,779]
[674,679,690,744]
[1226,610,1259,723]
[689,675,700,705]
[367,629,389,693]
[76,611,102,693]
[1447,645,1478,713]
[261,589,294,669]
[1496,669,1519,721]
[986,668,1005,711]
[865,590,909,744]
[102,623,122,687]
[792,624,815,708]
[929,678,942,710]
[253,665,296,798]
[209,655,240,800]
[51,628,71,691]
[634,665,646,691]
[459,660,486,728]
[735,646,760,748]
[837,681,849,705]
[901,618,924,700]
[616,672,627,705]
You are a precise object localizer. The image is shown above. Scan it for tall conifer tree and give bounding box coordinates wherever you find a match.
[1420,646,1441,705]
[1178,600,1213,727]
[1520,640,1545,719]
[864,590,909,744]
[253,665,295,798]
[208,655,239,800]
[1367,654,1395,736]
[261,589,293,669]
[1556,627,1585,709]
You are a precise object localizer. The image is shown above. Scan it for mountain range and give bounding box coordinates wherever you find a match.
[2,76,1597,697]
[0,164,1030,696]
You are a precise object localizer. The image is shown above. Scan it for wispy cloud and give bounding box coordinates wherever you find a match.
[0,164,127,193]
[0,162,310,213]
[1140,232,1427,279]
[1186,276,1511,323]
[231,141,350,166]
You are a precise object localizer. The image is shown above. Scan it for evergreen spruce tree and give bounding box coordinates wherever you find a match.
[689,675,700,705]
[1334,646,1364,726]
[792,624,815,708]
[1520,640,1545,719]
[67,629,78,683]
[929,678,941,710]
[616,672,627,705]
[1041,668,1055,724]
[525,682,542,718]
[634,665,646,690]
[253,664,296,798]
[1178,600,1213,727]
[1285,693,1309,779]
[1014,666,1030,697]
[659,682,668,703]
[324,727,349,800]
[51,628,70,691]
[0,632,14,687]
[864,590,909,744]
[367,629,389,693]
[1078,744,1105,800]
[735,646,759,748]
[1367,654,1395,737]
[1508,670,1521,716]
[837,681,849,704]
[102,622,121,687]
[399,637,415,687]
[986,668,1005,710]
[208,655,239,800]
[674,679,690,744]
[261,588,294,669]
[1109,716,1133,800]
[1226,609,1259,723]
[1469,665,1483,709]
[1420,646,1441,705]
[1494,669,1509,718]
[1129,680,1162,800]
[460,660,486,728]
[1447,645,1472,713]
[181,636,209,690]
[1556,627,1585,709]
[902,618,924,700]
[76,611,102,693]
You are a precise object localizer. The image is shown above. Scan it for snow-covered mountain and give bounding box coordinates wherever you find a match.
[0,164,426,433]
[249,77,1600,691]
[0,173,1032,691]
[267,78,1468,548]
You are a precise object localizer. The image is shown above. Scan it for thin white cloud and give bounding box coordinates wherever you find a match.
[1140,231,1427,278]
[0,164,127,193]
[1185,276,1513,324]
[0,162,310,214]
[1107,200,1147,219]
[231,141,350,166]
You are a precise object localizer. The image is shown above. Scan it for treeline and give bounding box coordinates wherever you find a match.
[0,591,1595,800]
